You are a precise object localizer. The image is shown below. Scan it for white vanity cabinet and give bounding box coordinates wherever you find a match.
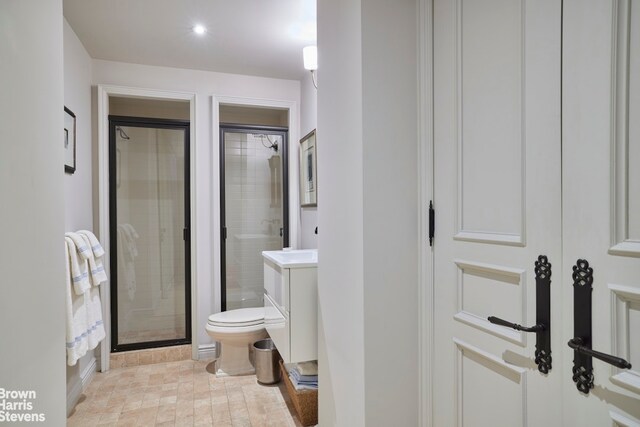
[262,250,317,363]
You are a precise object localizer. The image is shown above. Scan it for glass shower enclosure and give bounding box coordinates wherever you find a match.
[109,116,191,351]
[220,125,289,311]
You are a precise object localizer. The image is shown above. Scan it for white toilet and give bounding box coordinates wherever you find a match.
[205,307,267,376]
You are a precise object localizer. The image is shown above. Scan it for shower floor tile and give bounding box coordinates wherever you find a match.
[67,359,306,427]
[111,345,192,369]
[119,328,187,345]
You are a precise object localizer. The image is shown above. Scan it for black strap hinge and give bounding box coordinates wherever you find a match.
[429,200,435,247]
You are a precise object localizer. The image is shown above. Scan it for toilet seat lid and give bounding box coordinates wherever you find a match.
[208,307,264,327]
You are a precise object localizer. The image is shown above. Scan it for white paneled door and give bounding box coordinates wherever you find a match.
[432,0,563,425]
[431,0,640,425]
[562,0,640,424]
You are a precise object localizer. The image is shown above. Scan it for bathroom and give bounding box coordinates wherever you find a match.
[58,1,322,423]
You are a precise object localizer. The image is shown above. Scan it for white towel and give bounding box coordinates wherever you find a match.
[65,240,89,366]
[117,224,138,300]
[119,224,139,257]
[84,286,105,351]
[78,230,105,258]
[122,223,139,239]
[296,361,318,376]
[65,238,106,365]
[286,364,319,390]
[65,232,91,260]
[65,236,91,295]
[79,234,108,286]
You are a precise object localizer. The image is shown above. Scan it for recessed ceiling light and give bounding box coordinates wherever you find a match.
[193,25,206,35]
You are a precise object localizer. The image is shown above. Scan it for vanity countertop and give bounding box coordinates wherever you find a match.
[262,249,318,269]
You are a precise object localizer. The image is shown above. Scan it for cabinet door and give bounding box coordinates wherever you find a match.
[289,268,318,363]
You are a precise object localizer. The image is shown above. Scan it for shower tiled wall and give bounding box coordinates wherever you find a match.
[224,133,283,310]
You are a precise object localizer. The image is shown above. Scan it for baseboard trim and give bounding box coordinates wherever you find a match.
[81,357,97,388]
[66,356,97,416]
[198,343,218,360]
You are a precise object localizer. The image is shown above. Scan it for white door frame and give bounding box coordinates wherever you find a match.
[210,95,300,315]
[97,84,198,369]
[418,0,435,425]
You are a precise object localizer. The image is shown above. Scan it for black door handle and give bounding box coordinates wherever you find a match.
[568,337,631,369]
[487,317,544,333]
[488,255,552,373]
[568,259,632,394]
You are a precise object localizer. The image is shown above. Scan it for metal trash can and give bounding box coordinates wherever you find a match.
[253,338,281,384]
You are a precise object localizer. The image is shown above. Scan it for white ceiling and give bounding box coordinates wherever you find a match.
[63,0,316,80]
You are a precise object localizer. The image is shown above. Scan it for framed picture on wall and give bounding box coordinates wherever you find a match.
[299,129,317,207]
[64,106,76,174]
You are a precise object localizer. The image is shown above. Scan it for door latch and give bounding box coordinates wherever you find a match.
[428,201,435,247]
[568,259,632,394]
[488,255,552,373]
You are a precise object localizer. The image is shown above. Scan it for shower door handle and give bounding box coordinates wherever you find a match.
[487,255,553,373]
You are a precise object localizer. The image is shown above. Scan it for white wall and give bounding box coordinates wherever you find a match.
[317,0,419,425]
[300,71,318,249]
[64,20,94,232]
[63,18,97,411]
[0,1,66,425]
[219,105,288,127]
[92,60,300,351]
[110,97,190,120]
[361,1,418,424]
[317,0,365,424]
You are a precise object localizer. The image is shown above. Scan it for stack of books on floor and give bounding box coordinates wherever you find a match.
[286,361,318,390]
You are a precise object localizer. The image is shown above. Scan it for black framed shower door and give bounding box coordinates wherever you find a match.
[219,124,289,312]
[109,116,191,352]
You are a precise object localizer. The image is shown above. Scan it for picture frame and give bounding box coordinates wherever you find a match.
[299,129,317,207]
[64,106,76,174]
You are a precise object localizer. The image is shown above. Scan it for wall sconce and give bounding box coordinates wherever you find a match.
[303,45,318,89]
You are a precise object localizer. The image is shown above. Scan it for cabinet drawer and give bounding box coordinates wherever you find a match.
[264,293,290,363]
[263,260,289,312]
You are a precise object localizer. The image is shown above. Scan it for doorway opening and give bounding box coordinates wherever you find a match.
[219,121,289,312]
[108,114,192,352]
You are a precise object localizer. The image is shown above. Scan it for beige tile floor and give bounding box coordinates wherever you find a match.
[67,359,303,427]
